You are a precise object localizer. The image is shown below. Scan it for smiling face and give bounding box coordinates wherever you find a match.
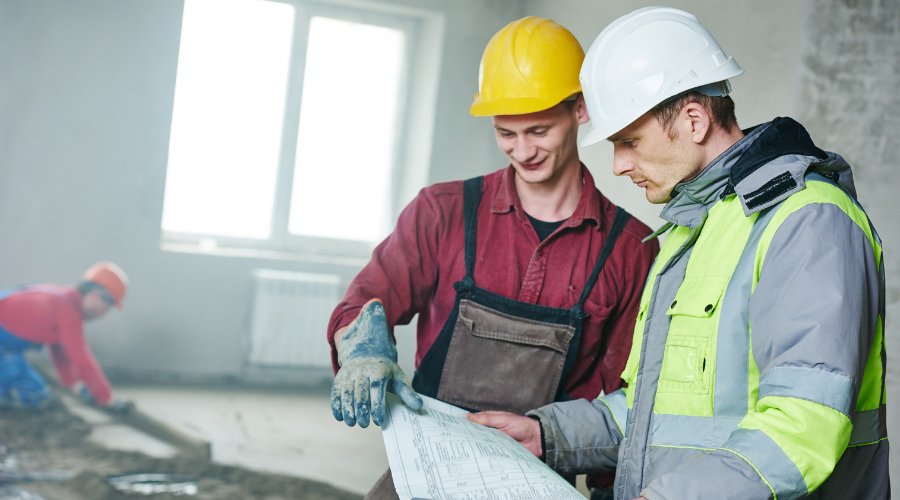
[492,96,589,185]
[609,110,706,204]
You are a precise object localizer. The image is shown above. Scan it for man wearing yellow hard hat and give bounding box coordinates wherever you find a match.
[326,17,659,499]
[0,262,132,412]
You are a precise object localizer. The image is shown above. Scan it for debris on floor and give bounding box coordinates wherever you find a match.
[0,400,361,500]
[108,474,197,496]
[0,485,50,500]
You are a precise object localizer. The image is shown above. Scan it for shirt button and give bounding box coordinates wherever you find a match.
[704,304,713,313]
[670,300,677,309]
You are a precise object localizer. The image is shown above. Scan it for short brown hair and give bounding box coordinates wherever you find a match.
[559,92,582,111]
[651,91,738,140]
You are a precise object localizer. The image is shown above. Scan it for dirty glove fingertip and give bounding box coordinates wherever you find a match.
[392,379,423,410]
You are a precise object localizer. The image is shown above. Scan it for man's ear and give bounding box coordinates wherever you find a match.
[681,102,711,144]
[575,93,590,125]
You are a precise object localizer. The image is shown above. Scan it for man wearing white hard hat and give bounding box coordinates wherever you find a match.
[468,7,888,500]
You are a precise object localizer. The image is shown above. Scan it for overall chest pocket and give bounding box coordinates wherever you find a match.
[658,277,728,396]
[437,300,575,415]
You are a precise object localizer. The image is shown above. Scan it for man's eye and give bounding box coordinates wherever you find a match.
[500,131,515,138]
[532,130,547,136]
[623,140,637,148]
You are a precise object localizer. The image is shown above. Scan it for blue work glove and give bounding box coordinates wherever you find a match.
[332,301,422,428]
[78,385,133,414]
[77,384,95,405]
[104,397,135,414]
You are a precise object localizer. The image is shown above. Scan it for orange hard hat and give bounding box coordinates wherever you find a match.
[82,262,128,309]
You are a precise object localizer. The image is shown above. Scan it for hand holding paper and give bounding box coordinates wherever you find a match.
[465,411,542,458]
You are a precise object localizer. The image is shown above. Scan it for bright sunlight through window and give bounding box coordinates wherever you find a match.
[162,0,294,239]
[288,17,404,242]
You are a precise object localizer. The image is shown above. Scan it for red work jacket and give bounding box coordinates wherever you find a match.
[0,285,112,404]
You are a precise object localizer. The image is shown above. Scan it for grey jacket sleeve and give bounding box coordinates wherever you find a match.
[643,202,880,500]
[527,390,626,475]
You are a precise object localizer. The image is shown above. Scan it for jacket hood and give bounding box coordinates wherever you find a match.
[653,117,856,235]
[729,117,856,215]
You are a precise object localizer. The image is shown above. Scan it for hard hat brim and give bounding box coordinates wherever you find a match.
[580,127,608,148]
[470,90,581,117]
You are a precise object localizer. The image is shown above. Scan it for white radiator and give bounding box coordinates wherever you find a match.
[248,269,341,368]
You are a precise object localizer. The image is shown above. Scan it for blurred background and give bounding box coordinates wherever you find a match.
[0,0,897,496]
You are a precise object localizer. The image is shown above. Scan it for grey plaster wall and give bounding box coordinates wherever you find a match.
[793,0,900,482]
[0,0,519,381]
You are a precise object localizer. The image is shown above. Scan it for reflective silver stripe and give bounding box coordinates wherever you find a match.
[714,204,780,418]
[721,427,808,500]
[758,366,854,416]
[649,414,741,448]
[598,390,628,437]
[849,407,887,446]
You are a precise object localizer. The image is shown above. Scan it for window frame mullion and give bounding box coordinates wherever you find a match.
[268,3,313,247]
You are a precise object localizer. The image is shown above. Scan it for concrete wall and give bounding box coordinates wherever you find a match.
[0,0,520,381]
[792,0,900,482]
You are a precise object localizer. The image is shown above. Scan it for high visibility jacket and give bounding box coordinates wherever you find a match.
[530,118,888,500]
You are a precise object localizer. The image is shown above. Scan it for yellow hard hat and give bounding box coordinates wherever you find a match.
[470,17,584,116]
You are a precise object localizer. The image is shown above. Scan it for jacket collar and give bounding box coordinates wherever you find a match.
[656,123,769,231]
[491,164,604,230]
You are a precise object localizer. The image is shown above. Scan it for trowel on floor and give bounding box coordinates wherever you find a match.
[33,365,211,460]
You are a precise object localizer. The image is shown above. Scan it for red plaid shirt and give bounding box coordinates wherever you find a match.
[329,165,659,399]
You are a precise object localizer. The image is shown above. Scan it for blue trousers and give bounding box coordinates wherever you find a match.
[0,329,51,407]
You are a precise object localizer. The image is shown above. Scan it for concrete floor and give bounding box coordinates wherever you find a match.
[113,383,591,497]
[114,383,388,495]
[61,393,180,459]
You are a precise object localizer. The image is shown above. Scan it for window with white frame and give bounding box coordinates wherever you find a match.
[161,0,442,261]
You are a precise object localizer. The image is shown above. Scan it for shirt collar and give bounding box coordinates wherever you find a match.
[490,164,604,230]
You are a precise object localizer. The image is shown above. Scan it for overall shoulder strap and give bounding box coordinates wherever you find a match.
[556,208,631,403]
[462,177,484,283]
[576,207,632,311]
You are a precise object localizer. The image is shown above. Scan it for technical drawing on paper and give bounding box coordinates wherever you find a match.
[381,394,584,500]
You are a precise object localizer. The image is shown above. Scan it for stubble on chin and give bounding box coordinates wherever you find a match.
[515,169,552,185]
[512,160,565,186]
[644,185,673,204]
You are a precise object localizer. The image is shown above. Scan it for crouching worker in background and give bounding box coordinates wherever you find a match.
[0,262,133,412]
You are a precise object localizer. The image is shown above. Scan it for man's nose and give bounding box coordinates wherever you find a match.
[512,138,538,163]
[612,152,633,177]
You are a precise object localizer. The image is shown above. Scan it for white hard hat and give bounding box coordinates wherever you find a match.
[579,7,744,146]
